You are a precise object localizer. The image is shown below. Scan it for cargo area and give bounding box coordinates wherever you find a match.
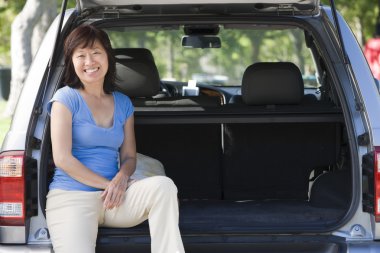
[130,103,351,234]
[40,13,353,250]
[42,93,352,239]
[42,52,353,240]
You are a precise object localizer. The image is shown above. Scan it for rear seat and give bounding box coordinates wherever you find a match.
[223,62,341,200]
[114,48,223,199]
[115,53,342,201]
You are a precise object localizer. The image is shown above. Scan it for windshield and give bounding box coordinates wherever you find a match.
[105,25,318,87]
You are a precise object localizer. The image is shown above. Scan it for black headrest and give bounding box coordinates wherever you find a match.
[114,48,160,98]
[242,62,303,105]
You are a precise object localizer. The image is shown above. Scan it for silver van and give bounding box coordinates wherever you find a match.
[2,0,380,252]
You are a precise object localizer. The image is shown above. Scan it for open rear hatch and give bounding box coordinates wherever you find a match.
[40,0,355,251]
[76,0,320,16]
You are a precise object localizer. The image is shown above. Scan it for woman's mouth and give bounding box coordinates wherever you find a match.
[85,67,99,73]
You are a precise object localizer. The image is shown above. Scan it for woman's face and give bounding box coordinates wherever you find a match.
[71,40,109,87]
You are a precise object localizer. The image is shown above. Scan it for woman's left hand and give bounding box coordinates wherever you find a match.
[101,172,129,209]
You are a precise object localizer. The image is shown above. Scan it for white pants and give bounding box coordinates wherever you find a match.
[46,176,185,253]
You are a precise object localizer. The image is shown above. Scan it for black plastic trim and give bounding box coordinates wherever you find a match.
[96,233,346,253]
[134,111,343,125]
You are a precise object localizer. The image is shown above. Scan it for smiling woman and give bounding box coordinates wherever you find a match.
[45,25,185,253]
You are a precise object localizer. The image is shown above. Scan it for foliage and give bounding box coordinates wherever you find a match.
[0,100,11,146]
[321,0,379,43]
[108,27,316,86]
[0,0,26,66]
[0,0,76,66]
[0,0,26,10]
[0,0,378,74]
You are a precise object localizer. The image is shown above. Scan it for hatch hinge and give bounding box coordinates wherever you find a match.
[277,4,295,15]
[103,8,120,19]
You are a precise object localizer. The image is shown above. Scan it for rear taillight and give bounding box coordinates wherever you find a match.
[0,151,25,226]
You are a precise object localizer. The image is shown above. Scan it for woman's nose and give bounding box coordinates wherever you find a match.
[84,54,94,65]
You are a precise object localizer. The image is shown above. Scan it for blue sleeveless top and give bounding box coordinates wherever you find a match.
[47,86,134,191]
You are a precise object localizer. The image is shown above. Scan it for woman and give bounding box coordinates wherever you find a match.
[46,25,185,253]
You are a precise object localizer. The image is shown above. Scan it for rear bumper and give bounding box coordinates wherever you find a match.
[348,241,380,252]
[0,226,26,244]
[1,240,380,253]
[0,245,52,253]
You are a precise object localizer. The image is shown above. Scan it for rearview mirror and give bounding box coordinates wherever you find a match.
[182,35,221,49]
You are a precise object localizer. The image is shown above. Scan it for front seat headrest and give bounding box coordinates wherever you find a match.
[114,48,160,98]
[242,62,304,105]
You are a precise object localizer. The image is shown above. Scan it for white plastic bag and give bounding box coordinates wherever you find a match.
[131,153,166,180]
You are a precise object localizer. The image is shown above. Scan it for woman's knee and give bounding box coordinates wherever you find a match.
[46,190,100,253]
[149,176,178,195]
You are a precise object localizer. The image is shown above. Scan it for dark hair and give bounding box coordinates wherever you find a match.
[63,25,116,93]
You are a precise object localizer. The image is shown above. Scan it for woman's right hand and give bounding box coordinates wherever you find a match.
[101,171,129,209]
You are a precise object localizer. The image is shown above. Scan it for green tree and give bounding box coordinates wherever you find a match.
[1,0,76,117]
[321,0,379,44]
[0,0,26,66]
[3,0,58,117]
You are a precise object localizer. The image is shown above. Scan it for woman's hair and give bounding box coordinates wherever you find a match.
[63,25,116,93]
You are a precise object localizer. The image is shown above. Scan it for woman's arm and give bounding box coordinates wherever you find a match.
[102,115,137,209]
[50,101,110,189]
[119,115,137,177]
